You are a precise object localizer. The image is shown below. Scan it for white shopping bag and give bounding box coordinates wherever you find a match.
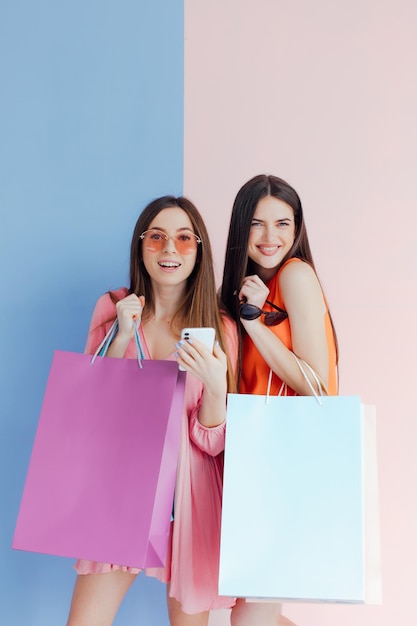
[219,394,381,604]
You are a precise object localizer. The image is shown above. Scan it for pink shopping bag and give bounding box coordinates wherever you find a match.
[12,349,185,569]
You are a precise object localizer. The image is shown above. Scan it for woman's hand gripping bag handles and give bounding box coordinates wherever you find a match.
[219,354,382,604]
[13,321,186,569]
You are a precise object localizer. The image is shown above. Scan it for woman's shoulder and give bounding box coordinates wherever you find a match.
[96,287,128,306]
[278,258,323,301]
[93,287,129,317]
[279,258,317,283]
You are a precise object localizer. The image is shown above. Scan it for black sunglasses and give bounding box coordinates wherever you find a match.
[239,299,288,326]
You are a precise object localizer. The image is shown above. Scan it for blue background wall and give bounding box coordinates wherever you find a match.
[0,1,183,623]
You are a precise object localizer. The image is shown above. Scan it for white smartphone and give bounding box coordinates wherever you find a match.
[178,327,216,371]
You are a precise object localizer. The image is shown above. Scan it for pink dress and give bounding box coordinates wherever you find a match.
[75,289,237,614]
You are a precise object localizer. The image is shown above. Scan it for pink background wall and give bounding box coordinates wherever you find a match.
[184,1,417,625]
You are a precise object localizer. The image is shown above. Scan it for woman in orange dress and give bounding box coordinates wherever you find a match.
[220,174,338,626]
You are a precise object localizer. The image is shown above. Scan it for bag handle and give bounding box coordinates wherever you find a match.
[266,370,287,399]
[90,319,145,368]
[266,352,325,406]
[291,353,324,404]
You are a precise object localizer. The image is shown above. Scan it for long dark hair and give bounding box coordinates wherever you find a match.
[111,195,236,391]
[220,175,338,375]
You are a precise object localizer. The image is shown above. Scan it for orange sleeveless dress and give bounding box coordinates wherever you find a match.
[240,259,338,396]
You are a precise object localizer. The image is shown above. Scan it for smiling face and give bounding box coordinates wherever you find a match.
[141,207,199,290]
[247,195,296,281]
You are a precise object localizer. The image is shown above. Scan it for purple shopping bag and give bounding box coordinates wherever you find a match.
[12,349,185,569]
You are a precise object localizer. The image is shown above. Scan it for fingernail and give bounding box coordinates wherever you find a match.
[174,351,179,358]
[187,338,193,344]
[175,342,181,349]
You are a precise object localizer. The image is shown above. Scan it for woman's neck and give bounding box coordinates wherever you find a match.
[251,263,278,284]
[149,283,187,324]
[141,283,186,358]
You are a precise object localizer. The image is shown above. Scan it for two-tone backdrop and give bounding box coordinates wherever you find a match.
[1,2,416,625]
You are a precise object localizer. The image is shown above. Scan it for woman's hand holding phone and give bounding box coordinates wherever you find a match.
[178,328,215,371]
[176,327,227,390]
[176,327,228,428]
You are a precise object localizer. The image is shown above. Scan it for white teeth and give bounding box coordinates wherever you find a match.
[159,262,180,268]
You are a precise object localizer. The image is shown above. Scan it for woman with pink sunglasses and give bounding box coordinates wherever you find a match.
[66,195,237,626]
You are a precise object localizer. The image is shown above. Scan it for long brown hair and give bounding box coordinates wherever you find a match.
[220,175,338,378]
[112,195,236,392]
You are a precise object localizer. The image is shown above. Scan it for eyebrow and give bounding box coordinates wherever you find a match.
[251,217,293,223]
[148,226,195,233]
